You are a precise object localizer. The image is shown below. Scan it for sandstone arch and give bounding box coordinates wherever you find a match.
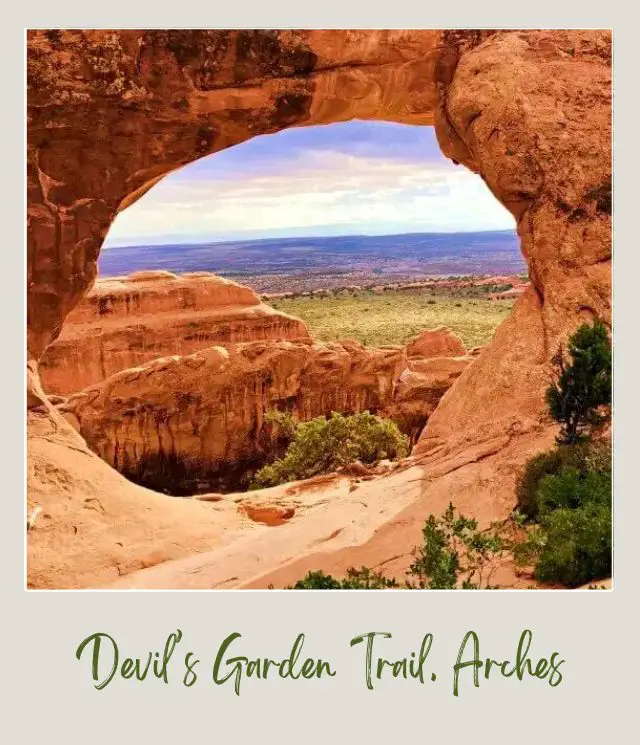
[27,28,611,456]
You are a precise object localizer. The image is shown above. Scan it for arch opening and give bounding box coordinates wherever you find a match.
[43,120,526,495]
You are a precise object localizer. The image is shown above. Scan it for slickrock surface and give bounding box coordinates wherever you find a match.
[104,425,559,590]
[27,407,556,590]
[27,409,250,589]
[39,272,309,395]
[59,330,471,494]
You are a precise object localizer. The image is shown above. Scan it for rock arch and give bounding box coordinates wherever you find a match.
[27,28,611,453]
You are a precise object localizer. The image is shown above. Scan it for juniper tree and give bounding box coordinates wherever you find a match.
[546,320,611,444]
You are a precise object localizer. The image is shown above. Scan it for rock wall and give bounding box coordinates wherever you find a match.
[416,29,611,455]
[39,271,309,394]
[60,333,470,494]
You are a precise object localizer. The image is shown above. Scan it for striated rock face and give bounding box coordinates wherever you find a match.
[60,337,471,494]
[39,271,309,394]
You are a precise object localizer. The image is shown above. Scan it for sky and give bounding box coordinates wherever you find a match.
[103,120,515,248]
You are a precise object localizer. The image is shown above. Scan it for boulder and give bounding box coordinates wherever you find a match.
[405,327,466,358]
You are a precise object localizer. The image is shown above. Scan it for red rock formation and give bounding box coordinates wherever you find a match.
[419,29,611,455]
[387,356,472,441]
[27,29,610,456]
[39,271,309,394]
[59,338,470,494]
[27,29,441,361]
[26,30,611,590]
[404,327,466,358]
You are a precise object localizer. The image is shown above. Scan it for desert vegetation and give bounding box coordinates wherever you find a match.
[268,287,514,348]
[545,319,611,444]
[512,321,612,586]
[513,440,611,586]
[290,503,517,589]
[253,411,409,489]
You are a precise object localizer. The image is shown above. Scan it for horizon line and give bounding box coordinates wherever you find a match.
[103,227,518,251]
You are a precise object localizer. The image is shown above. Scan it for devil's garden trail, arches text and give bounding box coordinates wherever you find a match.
[74,628,565,696]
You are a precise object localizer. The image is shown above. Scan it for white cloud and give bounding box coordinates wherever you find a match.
[105,151,514,246]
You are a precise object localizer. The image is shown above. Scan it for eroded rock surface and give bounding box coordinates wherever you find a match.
[39,271,309,394]
[420,29,611,454]
[60,335,471,493]
[27,409,250,589]
[405,326,466,358]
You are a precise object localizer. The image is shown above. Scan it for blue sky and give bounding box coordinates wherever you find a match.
[104,121,515,247]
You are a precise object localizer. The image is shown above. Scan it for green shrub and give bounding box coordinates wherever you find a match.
[264,408,297,441]
[533,499,612,586]
[536,465,611,516]
[252,411,409,488]
[408,503,508,589]
[287,503,510,590]
[515,440,611,587]
[262,408,297,460]
[288,568,399,589]
[546,319,611,444]
[516,441,610,520]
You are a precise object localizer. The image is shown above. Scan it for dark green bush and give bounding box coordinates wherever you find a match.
[536,465,611,517]
[516,442,609,520]
[252,411,409,488]
[534,499,612,586]
[546,319,611,444]
[515,440,611,586]
[289,568,399,589]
